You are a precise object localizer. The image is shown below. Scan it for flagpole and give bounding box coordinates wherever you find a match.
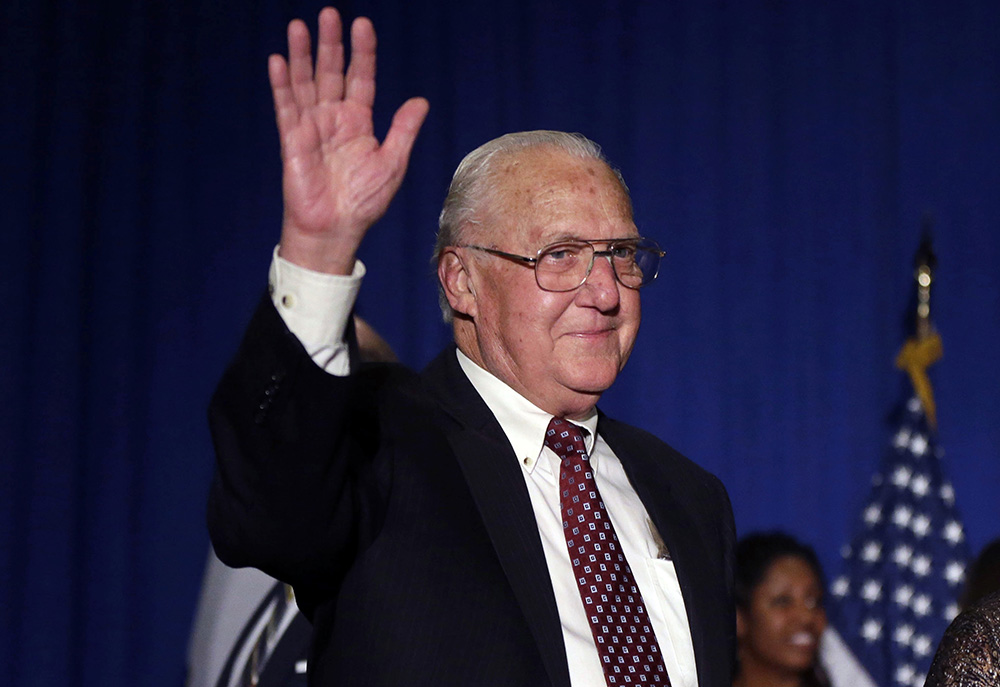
[913,228,936,342]
[895,228,943,429]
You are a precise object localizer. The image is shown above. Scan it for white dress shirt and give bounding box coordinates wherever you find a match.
[268,249,698,687]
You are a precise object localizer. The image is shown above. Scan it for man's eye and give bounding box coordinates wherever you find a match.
[543,245,583,262]
[611,245,637,260]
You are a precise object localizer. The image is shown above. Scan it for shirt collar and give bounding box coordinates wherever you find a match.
[456,348,598,474]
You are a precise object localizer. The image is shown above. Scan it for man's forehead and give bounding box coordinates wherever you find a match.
[495,146,616,185]
[491,149,630,214]
[465,146,635,248]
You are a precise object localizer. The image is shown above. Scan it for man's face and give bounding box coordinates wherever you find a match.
[461,147,641,419]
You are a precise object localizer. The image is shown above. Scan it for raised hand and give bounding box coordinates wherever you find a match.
[270,8,429,274]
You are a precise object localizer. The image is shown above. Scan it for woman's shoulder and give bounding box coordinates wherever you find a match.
[924,591,1000,687]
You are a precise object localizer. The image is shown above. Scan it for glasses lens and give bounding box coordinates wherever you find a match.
[535,242,593,291]
[606,239,661,289]
[533,238,662,291]
[631,239,662,287]
[609,240,643,288]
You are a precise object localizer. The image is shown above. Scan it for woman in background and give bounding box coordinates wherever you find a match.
[924,538,1000,687]
[734,532,830,687]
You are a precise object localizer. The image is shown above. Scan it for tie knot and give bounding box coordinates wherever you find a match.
[544,417,588,460]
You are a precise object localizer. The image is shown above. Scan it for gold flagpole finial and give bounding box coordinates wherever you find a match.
[895,221,943,429]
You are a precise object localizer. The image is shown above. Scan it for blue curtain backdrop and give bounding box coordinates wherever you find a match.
[3,1,998,685]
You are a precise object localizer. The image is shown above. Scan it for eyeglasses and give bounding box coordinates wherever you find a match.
[459,237,664,292]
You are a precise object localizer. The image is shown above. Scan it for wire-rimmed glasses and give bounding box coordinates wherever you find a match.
[459,237,664,292]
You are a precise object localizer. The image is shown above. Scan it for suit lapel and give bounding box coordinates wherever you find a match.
[421,349,571,687]
[598,417,727,687]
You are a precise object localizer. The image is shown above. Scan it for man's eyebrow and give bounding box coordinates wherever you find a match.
[540,235,642,246]
[542,232,585,244]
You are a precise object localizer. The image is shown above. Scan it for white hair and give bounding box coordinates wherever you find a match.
[433,130,631,321]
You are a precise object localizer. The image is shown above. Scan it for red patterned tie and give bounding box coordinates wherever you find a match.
[545,417,671,686]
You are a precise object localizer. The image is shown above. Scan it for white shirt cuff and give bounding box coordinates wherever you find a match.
[267,245,366,375]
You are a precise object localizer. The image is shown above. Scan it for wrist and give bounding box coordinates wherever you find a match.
[278,227,363,275]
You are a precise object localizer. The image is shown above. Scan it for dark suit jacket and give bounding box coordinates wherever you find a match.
[208,297,736,687]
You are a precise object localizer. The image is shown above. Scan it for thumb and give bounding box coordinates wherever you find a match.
[380,97,430,169]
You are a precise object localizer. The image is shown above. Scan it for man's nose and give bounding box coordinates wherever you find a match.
[579,252,621,308]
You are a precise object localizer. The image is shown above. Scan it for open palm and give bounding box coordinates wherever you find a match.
[271,8,428,273]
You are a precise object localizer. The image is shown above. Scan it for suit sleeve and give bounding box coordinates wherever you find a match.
[206,293,391,615]
[712,472,738,682]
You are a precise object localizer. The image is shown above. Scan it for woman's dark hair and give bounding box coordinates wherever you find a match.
[735,531,830,687]
[735,531,826,610]
[960,538,1000,609]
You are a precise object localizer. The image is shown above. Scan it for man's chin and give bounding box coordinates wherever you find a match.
[561,368,619,399]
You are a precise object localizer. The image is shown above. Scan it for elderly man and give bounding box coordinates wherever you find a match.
[208,7,735,687]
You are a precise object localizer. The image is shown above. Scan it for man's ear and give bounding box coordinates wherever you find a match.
[736,607,747,640]
[438,249,478,318]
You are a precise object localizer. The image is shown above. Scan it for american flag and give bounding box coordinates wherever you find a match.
[829,395,969,687]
